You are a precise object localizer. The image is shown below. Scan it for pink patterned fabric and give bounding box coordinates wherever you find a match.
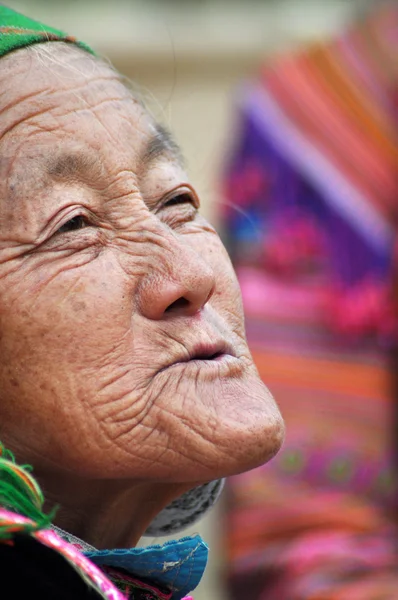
[0,508,126,600]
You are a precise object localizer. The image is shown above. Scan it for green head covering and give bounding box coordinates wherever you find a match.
[0,5,94,58]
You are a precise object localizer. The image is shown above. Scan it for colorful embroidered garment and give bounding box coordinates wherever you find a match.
[55,526,208,600]
[0,508,124,600]
[0,507,202,600]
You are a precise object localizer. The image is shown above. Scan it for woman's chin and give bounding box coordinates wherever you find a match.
[152,369,285,483]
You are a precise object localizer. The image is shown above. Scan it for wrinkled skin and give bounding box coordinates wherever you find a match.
[0,44,284,546]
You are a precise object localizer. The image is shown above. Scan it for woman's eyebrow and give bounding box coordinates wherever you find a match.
[141,124,184,169]
[44,125,184,184]
[46,152,103,180]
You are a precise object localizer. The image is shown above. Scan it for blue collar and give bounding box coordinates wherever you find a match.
[85,535,208,600]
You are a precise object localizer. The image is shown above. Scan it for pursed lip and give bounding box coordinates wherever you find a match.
[159,339,236,373]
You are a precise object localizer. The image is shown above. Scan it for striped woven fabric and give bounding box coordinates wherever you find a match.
[223,3,398,343]
[222,4,398,599]
[225,347,397,599]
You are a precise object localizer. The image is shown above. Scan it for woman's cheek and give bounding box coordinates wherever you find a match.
[192,230,246,325]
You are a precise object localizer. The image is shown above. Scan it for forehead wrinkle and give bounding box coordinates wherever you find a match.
[0,74,116,113]
[0,102,58,147]
[0,86,49,118]
[0,74,128,146]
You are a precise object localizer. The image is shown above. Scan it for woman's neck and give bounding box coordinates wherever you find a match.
[40,474,190,549]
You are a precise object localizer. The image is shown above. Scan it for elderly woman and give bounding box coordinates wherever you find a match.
[0,6,283,600]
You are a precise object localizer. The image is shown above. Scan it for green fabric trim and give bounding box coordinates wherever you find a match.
[0,5,94,58]
[0,442,56,539]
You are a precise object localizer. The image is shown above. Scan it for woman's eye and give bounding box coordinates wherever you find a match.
[57,216,89,234]
[164,192,195,208]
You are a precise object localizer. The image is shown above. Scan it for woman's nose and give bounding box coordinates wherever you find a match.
[138,242,216,320]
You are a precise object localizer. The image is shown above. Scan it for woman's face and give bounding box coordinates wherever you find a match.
[0,45,283,483]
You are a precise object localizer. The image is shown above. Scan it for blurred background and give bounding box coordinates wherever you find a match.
[9,0,398,598]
